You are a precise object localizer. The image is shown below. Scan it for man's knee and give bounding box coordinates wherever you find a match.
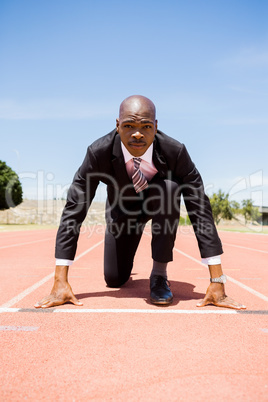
[104,274,129,288]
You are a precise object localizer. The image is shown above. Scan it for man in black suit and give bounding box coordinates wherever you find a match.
[35,95,246,310]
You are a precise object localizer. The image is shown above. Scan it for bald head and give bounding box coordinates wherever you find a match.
[119,95,156,121]
[116,95,158,157]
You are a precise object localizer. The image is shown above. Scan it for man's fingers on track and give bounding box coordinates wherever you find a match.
[34,295,83,309]
[196,294,212,307]
[34,297,52,308]
[34,295,62,309]
[196,300,210,307]
[70,297,83,306]
[213,296,247,310]
[214,302,247,310]
[197,296,247,310]
[37,299,64,309]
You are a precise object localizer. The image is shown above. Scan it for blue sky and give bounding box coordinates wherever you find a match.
[1,0,267,205]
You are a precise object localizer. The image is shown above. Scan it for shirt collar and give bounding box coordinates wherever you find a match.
[121,142,153,164]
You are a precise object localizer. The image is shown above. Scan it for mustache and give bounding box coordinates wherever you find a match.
[129,140,146,144]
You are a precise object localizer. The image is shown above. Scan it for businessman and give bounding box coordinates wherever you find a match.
[35,95,246,310]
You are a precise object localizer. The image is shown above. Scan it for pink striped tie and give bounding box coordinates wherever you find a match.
[132,158,148,193]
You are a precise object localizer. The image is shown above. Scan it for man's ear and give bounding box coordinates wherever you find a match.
[155,120,158,133]
[116,118,119,131]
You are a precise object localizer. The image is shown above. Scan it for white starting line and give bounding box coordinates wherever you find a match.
[0,307,267,315]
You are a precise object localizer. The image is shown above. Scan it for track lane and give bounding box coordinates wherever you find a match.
[0,226,267,401]
[1,226,267,309]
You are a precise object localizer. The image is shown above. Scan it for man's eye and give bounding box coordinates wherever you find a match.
[124,124,132,128]
[144,125,152,129]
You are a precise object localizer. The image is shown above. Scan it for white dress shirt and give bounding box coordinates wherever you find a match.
[56,142,221,266]
[121,142,158,181]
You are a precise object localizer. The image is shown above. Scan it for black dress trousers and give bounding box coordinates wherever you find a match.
[104,176,181,287]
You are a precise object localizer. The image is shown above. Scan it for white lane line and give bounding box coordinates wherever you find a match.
[0,325,39,331]
[222,242,268,254]
[240,278,261,280]
[225,277,268,302]
[0,308,267,315]
[173,247,268,302]
[174,248,206,266]
[0,239,104,308]
[73,240,104,261]
[219,231,268,237]
[0,237,55,249]
[0,273,55,308]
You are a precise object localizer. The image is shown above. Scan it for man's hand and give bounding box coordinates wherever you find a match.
[196,263,246,310]
[34,266,83,309]
[196,282,246,310]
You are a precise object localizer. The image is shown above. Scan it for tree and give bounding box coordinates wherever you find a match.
[241,199,261,224]
[209,190,237,225]
[0,160,23,210]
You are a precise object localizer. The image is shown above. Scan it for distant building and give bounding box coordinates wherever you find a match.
[257,206,268,225]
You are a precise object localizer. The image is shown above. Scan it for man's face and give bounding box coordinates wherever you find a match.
[116,99,157,157]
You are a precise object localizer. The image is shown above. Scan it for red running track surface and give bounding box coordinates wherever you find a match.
[0,226,267,401]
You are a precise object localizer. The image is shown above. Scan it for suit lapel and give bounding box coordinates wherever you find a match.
[152,137,169,178]
[111,133,133,190]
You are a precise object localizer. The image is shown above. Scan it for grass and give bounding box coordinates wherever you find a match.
[218,227,268,234]
[1,223,267,234]
[0,224,58,232]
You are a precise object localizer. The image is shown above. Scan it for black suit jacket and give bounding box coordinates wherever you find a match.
[55,129,223,260]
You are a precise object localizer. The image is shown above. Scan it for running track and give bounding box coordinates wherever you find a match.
[0,226,267,401]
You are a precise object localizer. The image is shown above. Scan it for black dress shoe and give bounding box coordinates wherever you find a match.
[150,275,173,305]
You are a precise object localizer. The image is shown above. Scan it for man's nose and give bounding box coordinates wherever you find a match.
[132,131,144,140]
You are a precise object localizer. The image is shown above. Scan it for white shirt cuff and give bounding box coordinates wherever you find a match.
[202,255,222,265]
[55,259,74,266]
